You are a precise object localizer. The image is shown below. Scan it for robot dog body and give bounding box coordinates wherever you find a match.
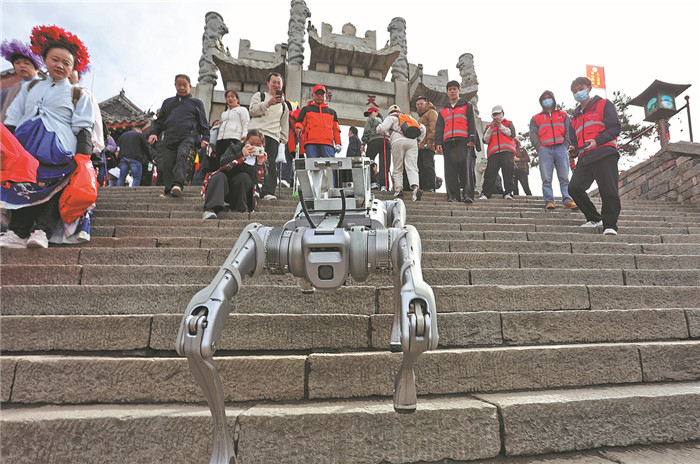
[176,157,438,464]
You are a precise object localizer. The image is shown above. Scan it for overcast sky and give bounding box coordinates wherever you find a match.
[2,0,699,190]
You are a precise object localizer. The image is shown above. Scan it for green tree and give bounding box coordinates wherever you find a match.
[518,92,653,168]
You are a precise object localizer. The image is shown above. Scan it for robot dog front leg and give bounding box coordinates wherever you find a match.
[175,223,268,464]
[390,225,438,412]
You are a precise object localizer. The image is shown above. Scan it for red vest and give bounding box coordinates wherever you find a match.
[572,98,617,158]
[533,110,567,146]
[439,103,470,142]
[486,119,516,157]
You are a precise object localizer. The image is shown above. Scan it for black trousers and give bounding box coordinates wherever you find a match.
[158,136,197,194]
[402,148,436,190]
[204,168,255,213]
[512,167,532,196]
[443,141,475,201]
[568,154,621,231]
[483,151,514,198]
[10,193,61,238]
[365,137,392,188]
[418,148,436,190]
[259,135,279,197]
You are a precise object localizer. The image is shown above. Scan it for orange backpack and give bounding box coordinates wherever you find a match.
[396,114,421,139]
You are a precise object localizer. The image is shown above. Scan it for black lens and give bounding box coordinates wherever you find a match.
[318,265,334,280]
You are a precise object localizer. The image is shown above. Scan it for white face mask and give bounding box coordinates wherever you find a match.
[492,113,503,122]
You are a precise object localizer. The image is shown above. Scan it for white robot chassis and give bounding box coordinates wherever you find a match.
[176,157,438,464]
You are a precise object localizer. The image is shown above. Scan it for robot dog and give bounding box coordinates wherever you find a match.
[176,157,438,464]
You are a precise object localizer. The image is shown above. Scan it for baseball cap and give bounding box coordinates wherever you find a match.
[364,106,380,117]
[388,104,401,114]
[313,84,326,94]
[491,105,504,115]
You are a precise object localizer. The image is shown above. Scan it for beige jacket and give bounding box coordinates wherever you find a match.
[418,102,438,150]
[247,91,289,143]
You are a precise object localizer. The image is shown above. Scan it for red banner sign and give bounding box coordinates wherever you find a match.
[586,65,606,89]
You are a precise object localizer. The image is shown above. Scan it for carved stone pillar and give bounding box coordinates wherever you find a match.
[388,17,408,82]
[198,12,229,86]
[287,0,311,66]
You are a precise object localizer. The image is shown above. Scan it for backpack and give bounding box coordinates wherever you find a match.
[396,113,421,139]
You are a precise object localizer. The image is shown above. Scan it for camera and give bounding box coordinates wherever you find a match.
[253,146,265,157]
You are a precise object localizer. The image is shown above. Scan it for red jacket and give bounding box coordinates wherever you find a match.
[288,107,300,153]
[295,102,340,148]
[438,101,471,142]
[572,97,618,160]
[533,110,567,147]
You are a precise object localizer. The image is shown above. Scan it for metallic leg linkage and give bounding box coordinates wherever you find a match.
[391,225,438,412]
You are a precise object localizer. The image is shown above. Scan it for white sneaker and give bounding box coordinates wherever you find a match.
[580,220,603,228]
[170,185,182,197]
[202,210,217,220]
[26,230,49,248]
[504,194,513,200]
[412,187,423,201]
[380,186,388,192]
[280,180,291,188]
[262,194,277,200]
[479,194,488,200]
[371,182,380,190]
[0,230,27,248]
[603,228,618,235]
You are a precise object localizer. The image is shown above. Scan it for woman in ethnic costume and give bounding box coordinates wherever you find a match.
[0,39,44,121]
[1,25,94,248]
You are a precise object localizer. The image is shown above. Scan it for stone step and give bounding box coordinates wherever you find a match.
[466,442,700,464]
[90,195,699,213]
[3,308,696,353]
[0,398,500,464]
[90,194,700,214]
[1,384,698,463]
[4,264,699,287]
[474,382,700,457]
[89,214,700,233]
[6,246,698,269]
[87,222,700,240]
[3,284,700,316]
[3,342,698,405]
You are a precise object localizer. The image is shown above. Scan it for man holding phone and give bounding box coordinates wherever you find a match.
[248,72,289,200]
[481,105,517,200]
[567,76,622,235]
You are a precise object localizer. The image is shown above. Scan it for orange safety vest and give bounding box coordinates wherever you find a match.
[486,119,516,157]
[572,98,617,159]
[533,110,567,146]
[439,103,470,142]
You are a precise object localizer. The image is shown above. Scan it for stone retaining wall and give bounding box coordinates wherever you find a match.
[614,142,700,205]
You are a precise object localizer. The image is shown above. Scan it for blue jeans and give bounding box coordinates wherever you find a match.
[538,144,572,203]
[304,144,335,158]
[117,158,143,187]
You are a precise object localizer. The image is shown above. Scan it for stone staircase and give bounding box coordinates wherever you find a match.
[1,185,699,464]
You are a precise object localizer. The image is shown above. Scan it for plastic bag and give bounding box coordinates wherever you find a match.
[59,153,98,223]
[0,122,39,184]
[276,143,286,163]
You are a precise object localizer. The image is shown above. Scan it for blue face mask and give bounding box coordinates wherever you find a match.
[574,89,589,103]
[541,98,554,108]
